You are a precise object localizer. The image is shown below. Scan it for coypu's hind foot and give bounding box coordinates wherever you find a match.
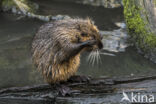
[68,75,91,83]
[55,83,71,96]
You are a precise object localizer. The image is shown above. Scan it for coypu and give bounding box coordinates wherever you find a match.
[32,18,103,88]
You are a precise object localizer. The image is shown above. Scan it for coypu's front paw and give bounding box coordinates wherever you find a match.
[82,40,97,47]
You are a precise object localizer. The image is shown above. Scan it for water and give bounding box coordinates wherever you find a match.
[0,13,45,88]
[33,0,123,30]
[0,0,156,103]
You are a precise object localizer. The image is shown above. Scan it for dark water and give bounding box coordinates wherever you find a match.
[33,0,123,30]
[0,13,44,88]
[0,0,156,104]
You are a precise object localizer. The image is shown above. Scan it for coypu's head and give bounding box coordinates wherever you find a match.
[70,18,103,51]
[54,18,103,51]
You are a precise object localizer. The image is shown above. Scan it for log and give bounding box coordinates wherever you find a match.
[0,75,156,103]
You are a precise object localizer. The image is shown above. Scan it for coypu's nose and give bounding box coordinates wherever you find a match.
[98,41,103,49]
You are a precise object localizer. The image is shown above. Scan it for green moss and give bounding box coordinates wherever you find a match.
[1,0,37,13]
[2,0,15,6]
[123,0,156,53]
[2,0,15,10]
[15,0,37,13]
[154,0,156,6]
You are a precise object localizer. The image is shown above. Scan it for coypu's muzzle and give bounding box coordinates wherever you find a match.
[97,33,103,49]
[86,40,103,51]
[97,41,103,49]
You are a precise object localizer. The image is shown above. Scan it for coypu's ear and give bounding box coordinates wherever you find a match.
[77,24,82,30]
[77,24,88,36]
[86,17,94,25]
[76,24,88,36]
[77,23,85,31]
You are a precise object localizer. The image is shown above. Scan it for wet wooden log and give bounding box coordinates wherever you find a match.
[0,75,156,101]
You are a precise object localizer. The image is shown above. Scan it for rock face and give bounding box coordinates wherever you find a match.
[123,0,156,63]
[0,0,71,21]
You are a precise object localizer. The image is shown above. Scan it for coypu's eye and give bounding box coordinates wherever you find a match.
[77,37,81,42]
[76,35,81,42]
[81,33,88,37]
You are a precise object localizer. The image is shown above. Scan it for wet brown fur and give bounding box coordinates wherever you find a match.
[32,18,103,84]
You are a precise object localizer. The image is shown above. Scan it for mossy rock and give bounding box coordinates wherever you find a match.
[123,0,156,63]
[1,0,15,11]
[1,0,38,13]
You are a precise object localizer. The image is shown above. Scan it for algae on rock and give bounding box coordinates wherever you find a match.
[1,0,38,13]
[0,0,71,21]
[123,0,156,63]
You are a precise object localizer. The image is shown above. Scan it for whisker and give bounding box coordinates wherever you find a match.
[87,50,103,66]
[92,51,96,66]
[87,52,92,62]
[87,51,94,65]
[92,52,95,65]
[89,52,93,65]
[98,51,102,64]
[96,50,99,65]
[94,51,97,65]
[97,50,101,65]
[99,52,116,56]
